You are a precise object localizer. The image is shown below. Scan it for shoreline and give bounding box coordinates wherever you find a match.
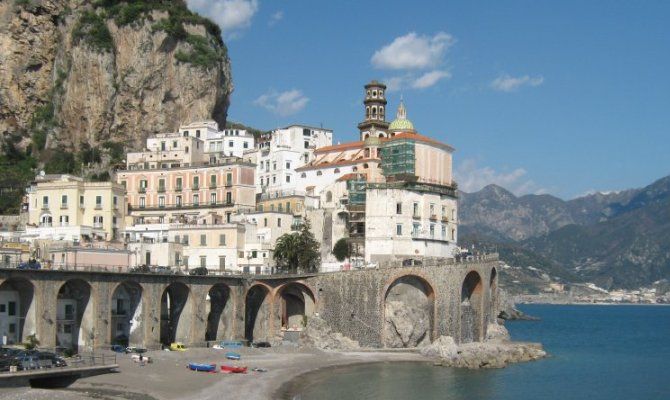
[516,301,670,306]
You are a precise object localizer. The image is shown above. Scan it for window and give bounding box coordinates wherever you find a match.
[272,176,277,183]
[210,193,217,204]
[430,203,435,216]
[94,215,104,226]
[441,225,446,239]
[158,179,166,192]
[8,323,16,334]
[176,195,182,206]
[228,141,234,147]
[161,141,166,151]
[200,234,207,246]
[175,235,180,243]
[176,177,182,190]
[452,209,456,221]
[277,218,282,227]
[113,196,118,207]
[183,130,189,136]
[113,216,117,226]
[412,223,420,237]
[316,171,322,176]
[286,175,291,183]
[430,224,435,238]
[200,256,206,267]
[193,176,200,189]
[286,161,291,169]
[196,130,201,138]
[451,228,456,241]
[273,162,277,170]
[243,142,248,149]
[139,197,145,208]
[173,140,178,148]
[300,172,306,178]
[286,202,291,212]
[158,196,165,207]
[8,301,16,316]
[219,234,226,245]
[60,215,69,226]
[61,195,68,207]
[80,195,84,207]
[413,202,419,217]
[42,196,49,207]
[219,256,226,270]
[396,224,403,235]
[304,141,309,149]
[193,194,199,205]
[226,173,232,185]
[278,203,283,212]
[183,235,189,245]
[326,191,333,202]
[95,196,102,208]
[252,250,258,258]
[264,218,268,227]
[396,202,402,214]
[226,212,232,223]
[226,192,232,204]
[270,204,275,211]
[442,205,447,218]
[334,168,340,173]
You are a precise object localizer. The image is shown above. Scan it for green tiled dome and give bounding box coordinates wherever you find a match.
[388,100,415,132]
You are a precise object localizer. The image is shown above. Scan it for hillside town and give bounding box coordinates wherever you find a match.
[0,81,460,277]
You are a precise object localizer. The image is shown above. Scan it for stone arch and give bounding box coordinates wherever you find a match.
[0,278,36,345]
[110,281,143,347]
[205,283,233,341]
[276,282,316,331]
[382,274,435,348]
[460,271,484,343]
[56,279,93,353]
[160,282,190,346]
[244,283,272,342]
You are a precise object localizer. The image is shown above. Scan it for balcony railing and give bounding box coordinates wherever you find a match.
[192,184,200,190]
[60,204,68,210]
[138,187,146,193]
[412,212,421,219]
[209,183,217,189]
[175,186,182,192]
[129,200,235,212]
[158,187,166,193]
[429,214,437,220]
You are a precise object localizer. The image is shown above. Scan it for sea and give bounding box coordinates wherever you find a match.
[280,304,670,400]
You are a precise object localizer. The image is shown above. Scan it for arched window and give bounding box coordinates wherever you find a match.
[363,163,369,169]
[352,166,358,172]
[364,133,370,139]
[334,168,340,173]
[317,171,323,176]
[366,90,371,97]
[366,106,370,118]
[379,90,384,97]
[300,172,306,178]
[364,148,370,158]
[372,90,377,98]
[380,106,385,119]
[326,191,333,202]
[378,132,385,138]
[372,106,377,119]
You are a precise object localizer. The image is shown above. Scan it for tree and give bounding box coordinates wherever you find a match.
[274,220,321,273]
[332,238,350,262]
[24,334,40,350]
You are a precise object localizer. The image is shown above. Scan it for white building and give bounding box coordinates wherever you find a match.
[255,125,332,195]
[177,120,255,160]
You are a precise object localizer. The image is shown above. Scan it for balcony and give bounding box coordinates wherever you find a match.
[158,187,166,193]
[225,181,232,187]
[95,204,103,210]
[429,214,438,221]
[138,187,146,194]
[192,184,200,190]
[442,216,448,222]
[209,183,217,189]
[175,186,182,192]
[412,212,421,219]
[41,205,49,210]
[128,200,235,212]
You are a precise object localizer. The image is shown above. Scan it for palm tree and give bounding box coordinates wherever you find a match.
[274,233,301,272]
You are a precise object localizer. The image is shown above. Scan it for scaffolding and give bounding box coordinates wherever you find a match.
[347,178,367,205]
[380,139,415,177]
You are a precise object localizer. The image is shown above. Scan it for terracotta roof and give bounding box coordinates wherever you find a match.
[336,173,367,182]
[295,157,378,172]
[314,141,365,153]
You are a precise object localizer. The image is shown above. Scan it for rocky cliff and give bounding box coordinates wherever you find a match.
[0,0,232,153]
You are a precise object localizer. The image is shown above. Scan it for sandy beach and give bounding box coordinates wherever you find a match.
[0,346,429,400]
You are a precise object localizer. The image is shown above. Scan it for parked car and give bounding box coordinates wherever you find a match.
[18,259,41,270]
[189,267,208,276]
[36,352,67,367]
[129,265,151,273]
[0,357,19,372]
[153,266,172,274]
[111,345,125,353]
[169,342,187,351]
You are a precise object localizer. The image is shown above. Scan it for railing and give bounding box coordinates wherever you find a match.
[0,352,117,375]
[138,187,146,193]
[128,201,234,212]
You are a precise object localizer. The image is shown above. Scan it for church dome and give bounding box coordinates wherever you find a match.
[388,100,415,132]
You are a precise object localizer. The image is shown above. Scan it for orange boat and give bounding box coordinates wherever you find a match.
[220,365,247,374]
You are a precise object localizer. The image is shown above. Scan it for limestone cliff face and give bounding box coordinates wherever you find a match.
[0,0,232,152]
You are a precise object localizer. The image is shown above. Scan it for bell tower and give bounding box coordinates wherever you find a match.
[358,80,389,140]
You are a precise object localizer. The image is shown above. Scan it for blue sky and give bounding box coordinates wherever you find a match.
[186,0,670,199]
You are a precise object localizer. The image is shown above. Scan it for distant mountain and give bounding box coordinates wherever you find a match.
[459,175,670,290]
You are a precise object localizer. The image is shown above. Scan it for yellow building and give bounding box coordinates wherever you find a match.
[25,174,126,242]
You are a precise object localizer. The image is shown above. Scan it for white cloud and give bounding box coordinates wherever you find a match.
[269,11,283,26]
[254,89,309,116]
[411,70,451,89]
[455,159,547,195]
[186,0,259,38]
[371,32,454,70]
[491,74,544,92]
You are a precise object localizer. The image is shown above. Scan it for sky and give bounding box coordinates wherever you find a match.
[186,0,670,199]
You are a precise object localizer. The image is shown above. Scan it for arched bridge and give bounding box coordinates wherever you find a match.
[0,258,498,351]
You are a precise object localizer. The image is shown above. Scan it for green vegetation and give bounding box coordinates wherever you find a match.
[103,140,126,163]
[174,34,222,68]
[225,121,268,140]
[274,220,321,273]
[23,334,40,350]
[332,238,350,262]
[72,10,114,53]
[43,148,78,175]
[0,139,37,214]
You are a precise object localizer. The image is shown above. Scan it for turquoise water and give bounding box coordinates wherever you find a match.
[281,305,670,400]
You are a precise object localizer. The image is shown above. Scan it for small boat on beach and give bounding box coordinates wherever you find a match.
[220,365,247,374]
[251,367,268,372]
[225,352,241,360]
[188,363,216,372]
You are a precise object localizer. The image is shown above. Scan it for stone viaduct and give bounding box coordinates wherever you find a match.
[0,257,498,351]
